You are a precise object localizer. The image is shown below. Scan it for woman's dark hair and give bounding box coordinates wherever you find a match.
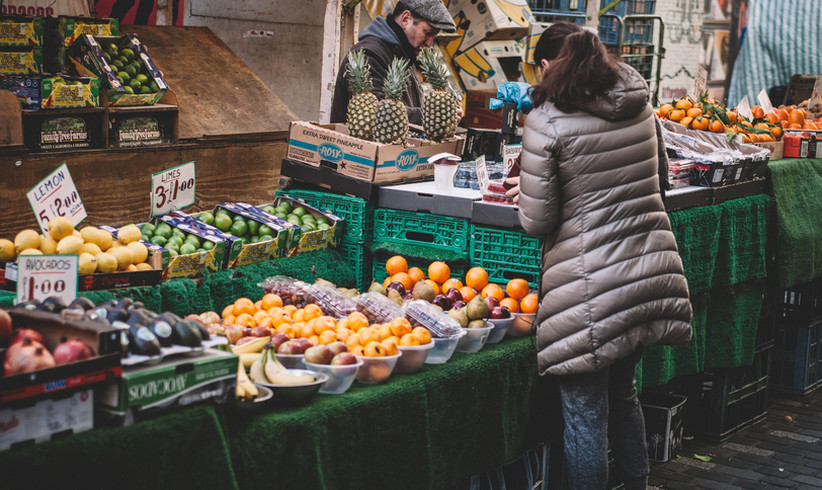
[531,22,621,112]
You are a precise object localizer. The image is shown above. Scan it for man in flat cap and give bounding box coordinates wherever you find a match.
[330,0,457,126]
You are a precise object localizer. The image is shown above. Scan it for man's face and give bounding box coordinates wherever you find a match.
[399,11,440,54]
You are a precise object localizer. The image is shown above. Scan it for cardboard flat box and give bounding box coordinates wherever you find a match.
[445,0,533,47]
[213,202,300,266]
[0,45,42,74]
[525,21,551,64]
[452,40,525,91]
[53,16,119,47]
[378,181,481,219]
[267,196,344,252]
[0,15,44,46]
[519,61,538,86]
[40,75,99,109]
[0,389,94,451]
[753,140,783,161]
[286,121,463,184]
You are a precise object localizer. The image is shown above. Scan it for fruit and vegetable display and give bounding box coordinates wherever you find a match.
[202,206,279,246]
[140,221,215,258]
[100,41,158,96]
[0,217,154,274]
[260,199,334,234]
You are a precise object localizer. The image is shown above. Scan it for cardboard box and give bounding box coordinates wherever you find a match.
[167,210,243,271]
[519,61,538,86]
[640,392,687,463]
[0,389,94,451]
[753,140,783,161]
[109,111,175,148]
[267,196,344,252]
[53,16,119,47]
[525,21,551,64]
[142,217,227,280]
[783,130,822,158]
[0,73,40,109]
[286,121,464,183]
[452,40,525,91]
[0,45,42,74]
[213,203,299,267]
[0,15,44,46]
[95,349,236,425]
[40,75,99,109]
[67,33,168,106]
[445,0,533,47]
[23,111,105,151]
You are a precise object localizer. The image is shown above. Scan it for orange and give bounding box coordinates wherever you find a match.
[506,278,530,300]
[335,327,352,342]
[679,116,693,128]
[261,293,283,310]
[500,297,520,313]
[221,304,235,319]
[788,123,802,129]
[386,255,408,276]
[765,112,779,125]
[459,286,478,302]
[520,293,539,314]
[345,333,362,350]
[282,304,297,315]
[428,261,451,284]
[686,107,702,118]
[481,283,505,301]
[751,105,764,119]
[234,313,256,328]
[297,322,315,339]
[425,279,441,295]
[407,266,426,285]
[252,310,269,325]
[658,103,674,118]
[691,116,709,131]
[391,272,413,291]
[788,109,805,126]
[710,119,725,133]
[223,314,236,326]
[254,300,263,312]
[774,108,789,122]
[725,111,738,124]
[335,318,349,331]
[383,276,392,288]
[319,329,338,345]
[674,98,692,110]
[303,303,323,321]
[667,108,685,122]
[389,317,413,338]
[346,311,369,332]
[292,309,305,324]
[312,315,337,335]
[358,326,380,345]
[350,345,365,356]
[804,121,819,130]
[441,278,463,293]
[308,335,320,346]
[465,266,489,291]
[377,323,393,341]
[412,326,432,344]
[399,333,420,346]
[276,323,295,338]
[364,341,387,357]
[232,297,254,317]
[381,337,400,356]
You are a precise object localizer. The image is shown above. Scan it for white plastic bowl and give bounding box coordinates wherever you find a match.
[273,352,305,369]
[456,323,493,353]
[396,342,435,374]
[355,353,402,384]
[509,313,536,337]
[486,317,514,344]
[425,330,467,364]
[304,358,364,394]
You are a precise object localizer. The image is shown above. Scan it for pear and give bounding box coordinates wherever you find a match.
[387,288,404,306]
[466,295,491,321]
[368,281,387,295]
[467,319,488,329]
[448,308,469,328]
[412,280,436,302]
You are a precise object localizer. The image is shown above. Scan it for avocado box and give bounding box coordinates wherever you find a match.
[212,203,299,267]
[266,196,344,252]
[67,33,167,106]
[53,16,119,46]
[286,121,464,183]
[166,210,244,270]
[0,45,42,74]
[41,75,99,108]
[0,15,44,46]
[95,348,236,425]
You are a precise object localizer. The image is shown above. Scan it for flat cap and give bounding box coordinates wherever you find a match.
[403,0,457,33]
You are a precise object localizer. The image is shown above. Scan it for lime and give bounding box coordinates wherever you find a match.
[167,249,178,257]
[301,214,316,224]
[103,52,112,63]
[140,85,152,94]
[117,70,130,82]
[316,216,329,226]
[129,79,142,92]
[150,235,168,247]
[116,76,126,87]
[247,220,260,236]
[179,243,197,255]
[106,43,119,56]
[171,227,186,238]
[167,236,183,248]
[123,86,134,95]
[164,241,180,253]
[214,213,233,232]
[292,207,306,217]
[112,59,124,70]
[121,47,135,61]
[230,220,248,237]
[279,201,293,212]
[185,235,202,247]
[198,212,214,226]
[301,223,316,232]
[201,241,215,251]
[135,73,148,84]
[259,234,273,243]
[249,236,260,244]
[236,237,248,246]
[287,216,302,227]
[124,65,137,77]
[141,234,151,242]
[155,223,172,235]
[149,81,160,92]
[258,225,273,236]
[317,222,330,230]
[275,211,288,220]
[262,205,276,215]
[140,223,156,236]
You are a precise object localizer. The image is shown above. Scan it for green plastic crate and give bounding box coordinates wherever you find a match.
[373,209,470,253]
[470,225,542,289]
[277,189,373,244]
[338,241,372,292]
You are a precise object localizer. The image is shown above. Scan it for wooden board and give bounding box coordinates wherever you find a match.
[127,25,298,139]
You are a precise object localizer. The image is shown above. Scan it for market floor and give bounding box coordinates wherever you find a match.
[648,386,822,489]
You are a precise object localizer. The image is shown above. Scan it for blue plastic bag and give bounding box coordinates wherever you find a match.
[489,82,533,113]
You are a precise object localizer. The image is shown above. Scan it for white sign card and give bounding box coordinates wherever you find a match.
[16,254,78,306]
[26,163,87,235]
[736,95,754,122]
[503,144,522,174]
[475,156,489,192]
[757,89,775,115]
[809,75,822,109]
[692,64,708,100]
[151,161,196,217]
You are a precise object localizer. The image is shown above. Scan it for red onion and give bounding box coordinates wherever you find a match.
[4,337,56,375]
[9,328,44,347]
[53,338,96,365]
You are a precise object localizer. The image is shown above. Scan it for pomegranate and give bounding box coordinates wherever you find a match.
[53,338,96,365]
[0,309,11,347]
[9,328,44,347]
[4,338,56,375]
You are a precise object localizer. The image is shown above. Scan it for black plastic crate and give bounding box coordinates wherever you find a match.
[771,322,822,396]
[775,279,822,325]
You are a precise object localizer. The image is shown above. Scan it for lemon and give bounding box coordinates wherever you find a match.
[109,246,134,270]
[73,229,82,238]
[95,252,117,273]
[39,235,58,254]
[126,241,148,263]
[109,240,122,248]
[17,248,43,259]
[78,252,97,274]
[80,242,103,256]
[98,229,114,250]
[135,262,154,271]
[56,235,83,255]
[0,239,15,261]
[48,216,74,240]
[80,226,102,246]
[125,264,139,272]
[14,229,41,254]
[117,225,141,245]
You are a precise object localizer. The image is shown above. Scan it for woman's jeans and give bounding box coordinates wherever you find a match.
[557,348,649,490]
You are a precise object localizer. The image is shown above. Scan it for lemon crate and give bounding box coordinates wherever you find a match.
[276,189,373,244]
[373,209,471,254]
[469,225,542,289]
[771,322,822,395]
[338,241,372,292]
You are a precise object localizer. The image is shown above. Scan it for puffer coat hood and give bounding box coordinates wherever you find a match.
[518,64,692,376]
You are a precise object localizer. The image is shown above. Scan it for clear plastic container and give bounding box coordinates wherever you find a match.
[403,300,464,338]
[304,358,363,394]
[395,342,435,374]
[355,353,402,384]
[425,330,466,364]
[356,292,403,324]
[509,313,535,337]
[305,282,357,318]
[456,324,493,353]
[486,317,514,344]
[259,275,310,307]
[273,352,305,369]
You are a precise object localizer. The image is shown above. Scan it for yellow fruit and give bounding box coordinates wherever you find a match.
[135,262,154,271]
[95,252,117,273]
[39,235,58,254]
[47,216,74,240]
[109,240,122,248]
[80,242,103,255]
[117,225,141,245]
[109,246,134,270]
[98,229,113,250]
[56,235,83,255]
[0,239,14,261]
[126,241,148,263]
[17,248,43,260]
[78,252,97,274]
[125,264,138,272]
[14,229,40,254]
[72,230,82,238]
[80,226,102,246]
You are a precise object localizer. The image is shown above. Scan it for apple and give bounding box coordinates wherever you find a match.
[293,337,313,353]
[250,326,271,338]
[451,300,467,310]
[432,294,453,311]
[484,296,500,310]
[9,328,44,347]
[327,341,348,356]
[0,309,11,347]
[305,345,334,365]
[331,352,358,365]
[267,332,291,351]
[386,281,406,297]
[491,305,511,319]
[224,324,246,344]
[235,336,259,347]
[277,340,303,355]
[445,287,463,303]
[198,311,221,325]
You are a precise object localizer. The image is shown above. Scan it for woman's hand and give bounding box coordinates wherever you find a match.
[504,176,521,204]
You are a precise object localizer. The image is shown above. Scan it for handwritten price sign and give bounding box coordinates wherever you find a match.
[151,161,196,217]
[16,254,78,306]
[26,163,87,235]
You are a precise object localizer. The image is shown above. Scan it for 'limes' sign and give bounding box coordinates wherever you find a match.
[151,161,196,217]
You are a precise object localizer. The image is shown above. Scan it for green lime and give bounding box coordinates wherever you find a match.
[135,73,148,84]
[167,249,178,257]
[150,235,168,247]
[275,211,288,220]
[167,236,183,248]
[116,70,130,82]
[236,237,248,246]
[121,47,135,61]
[247,220,260,236]
[129,79,142,91]
[258,225,273,237]
[202,241,215,251]
[112,59,124,70]
[116,76,126,86]
[230,220,248,237]
[179,243,197,255]
[171,227,186,238]
[301,223,316,232]
[185,235,202,247]
[140,85,152,94]
[106,43,119,56]
[300,214,316,224]
[292,207,306,217]
[149,81,160,92]
[316,216,329,226]
[155,223,172,236]
[141,234,151,242]
[124,65,137,77]
[140,223,156,236]
[279,200,293,212]
[317,222,330,230]
[123,86,134,95]
[103,52,112,63]
[214,213,233,232]
[164,241,180,253]
[262,205,276,215]
[249,236,260,244]
[259,234,273,243]
[287,216,302,227]
[198,212,214,226]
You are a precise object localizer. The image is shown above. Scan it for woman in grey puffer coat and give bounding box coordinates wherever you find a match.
[515,23,693,489]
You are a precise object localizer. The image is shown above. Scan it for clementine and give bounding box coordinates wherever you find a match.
[441,278,464,293]
[465,266,489,291]
[520,293,539,314]
[425,279,441,295]
[390,317,413,338]
[506,278,530,300]
[407,266,426,285]
[386,255,408,276]
[481,283,505,301]
[399,333,420,346]
[459,286,478,302]
[428,261,451,284]
[500,297,520,313]
[261,293,283,310]
[232,297,255,317]
[391,272,414,291]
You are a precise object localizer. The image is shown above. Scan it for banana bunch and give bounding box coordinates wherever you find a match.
[249,347,315,385]
[231,336,270,355]
[235,358,259,400]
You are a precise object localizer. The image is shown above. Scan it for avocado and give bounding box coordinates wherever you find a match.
[148,319,174,347]
[172,320,202,347]
[128,325,162,356]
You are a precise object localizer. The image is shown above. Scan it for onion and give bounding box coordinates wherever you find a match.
[53,338,96,365]
[9,328,45,347]
[4,337,56,375]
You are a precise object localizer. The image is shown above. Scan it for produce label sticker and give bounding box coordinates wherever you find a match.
[691,64,707,100]
[151,161,196,218]
[27,162,87,235]
[810,76,822,109]
[476,155,489,192]
[16,254,78,306]
[757,89,775,114]
[737,95,754,122]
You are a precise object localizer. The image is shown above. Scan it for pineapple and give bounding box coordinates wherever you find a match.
[373,57,411,145]
[344,49,378,140]
[418,48,458,142]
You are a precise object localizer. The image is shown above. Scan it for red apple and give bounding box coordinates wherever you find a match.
[293,337,313,353]
[53,338,96,365]
[451,300,467,310]
[224,324,246,345]
[267,332,291,351]
[445,287,463,303]
[277,340,303,355]
[304,345,334,365]
[484,296,500,310]
[9,328,44,347]
[0,309,11,347]
[432,294,453,311]
[331,352,358,365]
[491,305,511,319]
[250,326,271,338]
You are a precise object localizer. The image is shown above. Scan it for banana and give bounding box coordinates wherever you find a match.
[231,335,271,355]
[248,358,268,385]
[236,358,258,399]
[263,348,286,384]
[239,352,262,369]
[267,370,315,386]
